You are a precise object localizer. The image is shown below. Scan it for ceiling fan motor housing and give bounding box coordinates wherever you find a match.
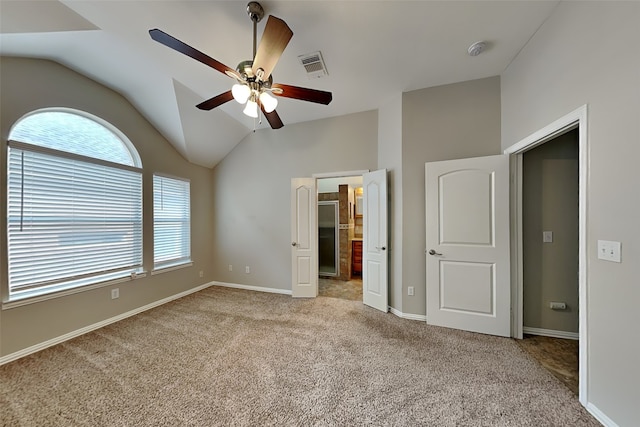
[236,60,273,88]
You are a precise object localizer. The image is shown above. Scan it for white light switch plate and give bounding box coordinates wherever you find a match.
[597,240,621,263]
[543,231,553,243]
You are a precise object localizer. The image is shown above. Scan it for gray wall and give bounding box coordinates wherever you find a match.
[401,76,502,316]
[501,2,640,425]
[0,57,214,357]
[210,110,378,290]
[523,131,579,333]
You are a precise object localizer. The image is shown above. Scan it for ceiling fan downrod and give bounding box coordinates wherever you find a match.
[247,2,264,59]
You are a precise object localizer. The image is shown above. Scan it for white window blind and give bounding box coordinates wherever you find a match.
[153,175,191,269]
[7,144,143,299]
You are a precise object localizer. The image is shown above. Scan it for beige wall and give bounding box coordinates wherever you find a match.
[523,131,579,333]
[501,2,640,425]
[210,110,378,290]
[401,76,502,316]
[0,57,214,357]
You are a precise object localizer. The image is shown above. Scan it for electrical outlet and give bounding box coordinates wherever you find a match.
[408,286,414,296]
[199,270,203,278]
[111,288,119,299]
[245,266,250,274]
[228,264,233,272]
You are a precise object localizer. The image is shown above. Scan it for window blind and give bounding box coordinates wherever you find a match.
[153,175,191,269]
[7,144,143,298]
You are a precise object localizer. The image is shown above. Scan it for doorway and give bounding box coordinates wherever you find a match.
[317,175,363,301]
[292,169,388,311]
[505,105,588,405]
[517,128,579,395]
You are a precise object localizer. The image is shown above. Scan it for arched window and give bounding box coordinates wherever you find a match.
[6,108,143,300]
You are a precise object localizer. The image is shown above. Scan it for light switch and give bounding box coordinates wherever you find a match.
[543,231,553,243]
[597,240,621,263]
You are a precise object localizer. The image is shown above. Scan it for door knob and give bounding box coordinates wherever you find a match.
[428,249,442,256]
[291,242,297,247]
[375,246,387,251]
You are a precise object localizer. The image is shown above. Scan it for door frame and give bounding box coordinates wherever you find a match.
[504,104,588,405]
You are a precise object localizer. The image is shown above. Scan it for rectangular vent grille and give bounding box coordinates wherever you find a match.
[298,51,328,79]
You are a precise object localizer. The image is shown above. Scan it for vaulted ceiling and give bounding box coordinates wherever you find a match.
[0,1,559,168]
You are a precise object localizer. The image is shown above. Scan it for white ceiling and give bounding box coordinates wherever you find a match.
[0,0,559,168]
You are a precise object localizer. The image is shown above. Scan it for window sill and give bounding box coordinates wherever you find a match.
[151,261,193,276]
[2,272,148,310]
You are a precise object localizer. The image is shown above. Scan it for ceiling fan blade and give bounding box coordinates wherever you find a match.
[149,29,241,79]
[261,106,284,129]
[196,91,234,111]
[251,16,293,80]
[271,83,333,105]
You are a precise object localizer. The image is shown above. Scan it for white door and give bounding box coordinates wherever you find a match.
[291,178,317,298]
[425,155,510,337]
[363,169,388,312]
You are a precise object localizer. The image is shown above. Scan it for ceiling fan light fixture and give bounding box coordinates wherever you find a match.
[232,83,251,104]
[260,91,278,113]
[243,96,259,118]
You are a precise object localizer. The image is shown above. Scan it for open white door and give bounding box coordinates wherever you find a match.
[425,155,510,337]
[291,178,317,298]
[362,169,388,312]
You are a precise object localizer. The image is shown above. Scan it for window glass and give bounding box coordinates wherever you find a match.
[154,175,191,269]
[6,109,142,301]
[10,110,137,166]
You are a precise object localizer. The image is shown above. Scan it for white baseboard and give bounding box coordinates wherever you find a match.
[586,402,620,427]
[0,282,213,366]
[522,326,579,340]
[212,281,292,295]
[389,306,427,322]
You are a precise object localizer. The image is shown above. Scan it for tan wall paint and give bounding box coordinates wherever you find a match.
[402,76,502,316]
[0,57,214,357]
[210,110,378,290]
[522,131,579,333]
[501,2,640,424]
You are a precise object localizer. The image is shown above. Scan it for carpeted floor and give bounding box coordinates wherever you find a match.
[0,286,599,426]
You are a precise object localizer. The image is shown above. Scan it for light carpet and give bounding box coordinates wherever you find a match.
[0,286,599,426]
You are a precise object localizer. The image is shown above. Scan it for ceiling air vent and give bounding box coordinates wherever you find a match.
[298,51,328,79]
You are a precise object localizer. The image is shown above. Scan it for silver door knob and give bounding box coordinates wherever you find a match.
[291,242,297,247]
[375,246,386,251]
[428,249,442,256]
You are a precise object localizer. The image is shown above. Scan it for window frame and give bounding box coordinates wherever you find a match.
[4,108,144,306]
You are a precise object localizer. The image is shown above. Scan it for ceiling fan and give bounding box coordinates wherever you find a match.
[149,1,332,130]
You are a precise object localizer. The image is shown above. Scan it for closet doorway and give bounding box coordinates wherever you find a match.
[505,105,587,404]
[517,128,580,395]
